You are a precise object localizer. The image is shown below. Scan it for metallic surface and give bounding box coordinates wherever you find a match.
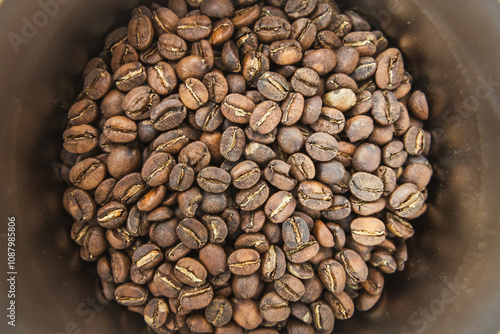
[0,0,499,333]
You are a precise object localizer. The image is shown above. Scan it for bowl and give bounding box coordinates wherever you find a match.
[0,0,499,333]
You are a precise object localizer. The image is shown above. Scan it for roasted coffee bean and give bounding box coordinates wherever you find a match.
[315,30,342,51]
[63,125,99,154]
[277,126,304,155]
[280,92,304,126]
[335,249,368,285]
[344,115,374,142]
[100,89,125,118]
[68,99,99,127]
[83,226,107,258]
[264,159,297,190]
[285,0,317,18]
[309,300,335,332]
[200,0,234,19]
[408,90,429,120]
[404,126,429,156]
[197,167,231,193]
[282,216,309,249]
[244,142,277,165]
[325,73,358,92]
[203,70,229,103]
[287,153,315,182]
[287,262,314,280]
[204,296,232,327]
[150,98,186,131]
[63,188,96,223]
[169,163,195,192]
[388,183,425,218]
[132,243,163,270]
[310,3,334,30]
[264,191,296,223]
[305,132,338,161]
[232,272,260,299]
[232,298,263,330]
[221,93,255,123]
[210,18,234,46]
[324,291,355,320]
[231,160,260,189]
[257,72,290,102]
[158,34,188,61]
[178,141,211,172]
[122,86,160,121]
[176,15,213,42]
[270,39,303,66]
[236,181,270,211]
[115,282,149,306]
[220,126,246,161]
[352,142,381,173]
[382,140,407,168]
[227,248,261,275]
[111,43,139,73]
[285,236,320,263]
[290,68,319,97]
[144,298,169,329]
[323,88,356,112]
[137,185,166,212]
[70,158,107,191]
[400,162,432,190]
[371,90,400,125]
[199,243,227,276]
[375,48,404,90]
[176,55,211,82]
[275,273,305,302]
[174,257,207,287]
[114,173,148,205]
[250,101,282,134]
[290,18,317,50]
[303,49,337,76]
[241,51,270,88]
[254,16,291,43]
[261,245,286,281]
[177,187,203,217]
[179,78,209,110]
[349,172,383,202]
[350,217,386,246]
[235,27,259,58]
[259,292,290,322]
[176,218,208,249]
[300,96,322,124]
[147,62,177,96]
[114,62,147,92]
[107,146,142,179]
[200,191,227,214]
[318,259,346,293]
[235,233,269,253]
[240,210,266,233]
[343,31,377,56]
[128,14,154,51]
[82,69,113,100]
[370,250,397,274]
[97,201,128,228]
[179,283,214,310]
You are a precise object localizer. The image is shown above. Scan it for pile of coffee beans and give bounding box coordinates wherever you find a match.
[61,0,433,332]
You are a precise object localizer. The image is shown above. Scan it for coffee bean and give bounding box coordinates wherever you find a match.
[335,249,368,285]
[179,283,214,310]
[259,292,290,322]
[169,163,195,192]
[250,101,282,134]
[245,126,277,144]
[343,31,377,56]
[227,248,261,275]
[318,259,346,293]
[287,262,315,280]
[260,245,286,281]
[158,34,188,61]
[350,217,386,246]
[287,153,315,182]
[114,62,147,92]
[240,210,266,233]
[370,250,397,274]
[275,273,305,301]
[236,181,270,211]
[403,126,429,156]
[300,96,322,124]
[323,88,356,112]
[67,99,99,127]
[232,298,263,330]
[97,201,128,228]
[174,257,207,287]
[290,18,317,50]
[285,236,319,263]
[144,297,169,329]
[115,282,149,306]
[176,218,208,249]
[204,296,232,327]
[128,14,154,51]
[220,126,246,161]
[63,188,96,223]
[264,159,297,191]
[388,183,425,218]
[254,16,291,43]
[290,68,319,97]
[280,92,304,126]
[324,290,355,320]
[197,167,231,193]
[305,132,338,161]
[400,162,432,190]
[257,72,290,102]
[177,15,213,42]
[221,93,255,124]
[285,0,317,18]
[244,142,277,165]
[70,158,107,190]
[178,141,211,172]
[132,243,163,270]
[63,125,99,154]
[231,160,260,189]
[348,172,383,202]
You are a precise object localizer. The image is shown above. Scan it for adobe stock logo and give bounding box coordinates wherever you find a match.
[7,0,72,54]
